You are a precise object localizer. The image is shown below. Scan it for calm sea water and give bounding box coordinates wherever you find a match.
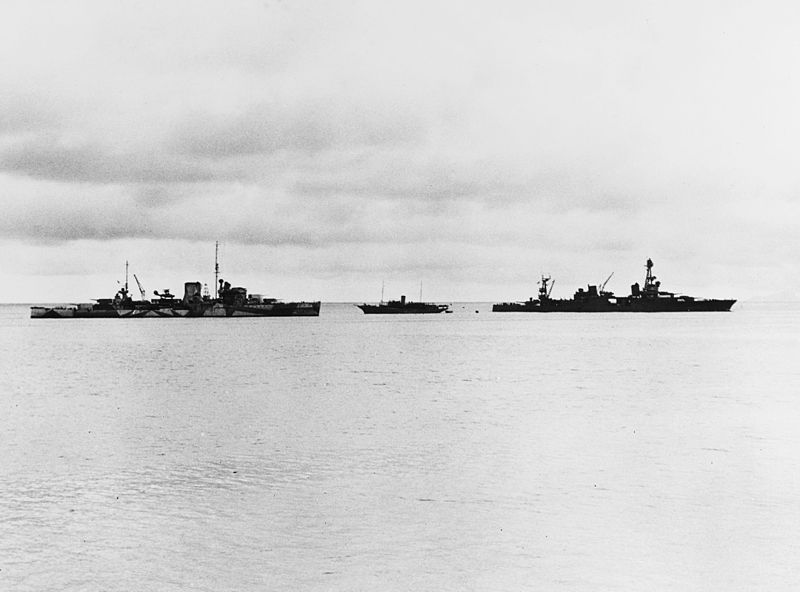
[1,302,799,591]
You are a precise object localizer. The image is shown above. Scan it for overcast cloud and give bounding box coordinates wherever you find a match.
[1,0,799,301]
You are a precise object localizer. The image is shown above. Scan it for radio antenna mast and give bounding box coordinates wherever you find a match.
[214,241,220,299]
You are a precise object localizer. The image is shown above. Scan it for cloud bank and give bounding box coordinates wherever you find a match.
[1,0,799,300]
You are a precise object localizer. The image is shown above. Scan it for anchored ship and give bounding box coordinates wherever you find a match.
[357,294,451,314]
[492,259,735,313]
[31,246,321,319]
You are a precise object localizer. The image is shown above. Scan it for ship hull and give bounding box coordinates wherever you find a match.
[357,304,449,314]
[492,300,618,312]
[492,298,736,313]
[30,306,76,318]
[193,302,321,317]
[619,298,736,312]
[31,301,321,318]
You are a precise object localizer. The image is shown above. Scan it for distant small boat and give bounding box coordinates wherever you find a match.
[357,294,451,314]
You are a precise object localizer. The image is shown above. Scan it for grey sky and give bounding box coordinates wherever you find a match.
[1,0,798,301]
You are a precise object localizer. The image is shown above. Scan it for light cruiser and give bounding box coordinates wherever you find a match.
[31,246,320,318]
[31,279,320,318]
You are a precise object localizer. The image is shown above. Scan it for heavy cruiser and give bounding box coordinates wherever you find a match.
[492,259,736,313]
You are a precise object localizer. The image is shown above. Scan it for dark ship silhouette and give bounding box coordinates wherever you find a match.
[492,258,736,313]
[357,294,451,314]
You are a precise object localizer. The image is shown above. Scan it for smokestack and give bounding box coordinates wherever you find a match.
[183,282,202,303]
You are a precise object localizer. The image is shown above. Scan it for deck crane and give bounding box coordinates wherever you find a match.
[133,274,146,301]
[599,272,614,294]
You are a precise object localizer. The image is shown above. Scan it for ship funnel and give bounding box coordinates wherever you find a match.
[400,295,406,304]
[183,281,202,303]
